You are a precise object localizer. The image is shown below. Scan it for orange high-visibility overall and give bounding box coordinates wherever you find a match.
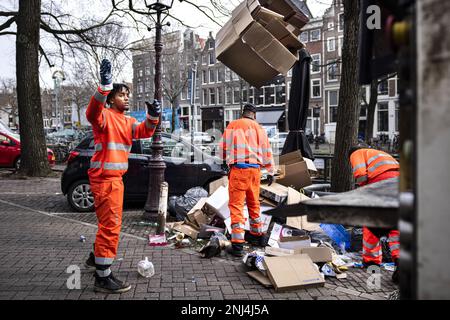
[350,149,400,264]
[220,118,274,244]
[86,87,158,275]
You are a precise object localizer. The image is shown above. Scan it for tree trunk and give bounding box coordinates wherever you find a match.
[16,0,51,176]
[331,0,361,192]
[171,101,176,133]
[365,79,378,144]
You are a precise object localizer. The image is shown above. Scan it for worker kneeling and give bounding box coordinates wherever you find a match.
[349,143,400,283]
[220,103,275,257]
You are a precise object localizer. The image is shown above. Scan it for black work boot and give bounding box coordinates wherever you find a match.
[84,251,95,270]
[245,233,265,247]
[94,273,131,294]
[227,243,244,257]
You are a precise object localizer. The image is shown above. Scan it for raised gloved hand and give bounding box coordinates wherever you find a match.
[99,59,113,90]
[267,174,275,186]
[145,100,161,119]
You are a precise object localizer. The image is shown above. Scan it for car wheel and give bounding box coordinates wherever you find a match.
[14,157,20,171]
[67,180,95,212]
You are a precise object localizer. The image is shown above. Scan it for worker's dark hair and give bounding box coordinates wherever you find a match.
[348,142,371,158]
[107,83,130,105]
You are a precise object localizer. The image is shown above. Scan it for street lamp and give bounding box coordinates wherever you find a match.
[52,70,66,130]
[143,0,174,221]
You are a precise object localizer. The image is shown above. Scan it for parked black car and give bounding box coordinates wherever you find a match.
[61,132,227,212]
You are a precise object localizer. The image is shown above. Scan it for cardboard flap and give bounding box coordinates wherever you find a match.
[259,0,310,30]
[241,22,296,74]
[280,150,304,165]
[263,254,325,291]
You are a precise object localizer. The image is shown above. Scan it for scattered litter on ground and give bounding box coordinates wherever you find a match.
[199,232,230,258]
[79,235,86,242]
[132,221,158,227]
[149,234,167,246]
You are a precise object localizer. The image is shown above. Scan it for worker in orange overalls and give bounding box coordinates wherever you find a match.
[220,103,275,257]
[349,143,400,283]
[84,59,160,293]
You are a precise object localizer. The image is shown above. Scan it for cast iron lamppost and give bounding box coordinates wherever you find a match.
[52,69,66,130]
[143,0,174,221]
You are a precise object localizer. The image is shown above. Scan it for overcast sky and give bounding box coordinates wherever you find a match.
[0,0,332,88]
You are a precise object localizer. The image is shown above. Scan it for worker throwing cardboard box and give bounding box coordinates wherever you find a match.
[220,103,275,257]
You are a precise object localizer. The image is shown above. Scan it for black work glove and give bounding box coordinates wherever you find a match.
[267,174,275,186]
[99,59,113,88]
[145,100,161,119]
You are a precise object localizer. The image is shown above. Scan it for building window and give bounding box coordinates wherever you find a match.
[338,36,344,56]
[264,86,275,105]
[311,54,321,74]
[327,37,336,52]
[311,79,321,98]
[377,102,389,132]
[139,69,143,77]
[242,87,248,103]
[328,90,339,123]
[360,105,367,118]
[217,87,224,105]
[232,110,240,120]
[203,89,208,105]
[248,88,254,104]
[378,80,388,95]
[202,70,207,84]
[338,13,344,32]
[310,29,321,41]
[233,87,240,104]
[208,52,215,65]
[209,68,215,83]
[256,88,264,105]
[217,69,224,82]
[145,66,151,75]
[225,87,232,105]
[275,85,286,104]
[202,54,207,65]
[300,31,308,43]
[395,102,399,132]
[138,83,143,93]
[225,68,231,82]
[209,88,216,105]
[209,40,214,49]
[327,61,338,81]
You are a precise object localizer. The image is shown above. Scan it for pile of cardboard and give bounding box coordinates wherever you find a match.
[216,0,310,87]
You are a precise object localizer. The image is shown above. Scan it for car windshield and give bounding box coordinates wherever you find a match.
[9,133,20,141]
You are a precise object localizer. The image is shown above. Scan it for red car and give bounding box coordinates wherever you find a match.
[0,131,55,170]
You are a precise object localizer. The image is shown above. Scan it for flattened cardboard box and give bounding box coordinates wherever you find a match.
[263,254,325,291]
[264,246,332,263]
[247,270,273,288]
[215,0,304,87]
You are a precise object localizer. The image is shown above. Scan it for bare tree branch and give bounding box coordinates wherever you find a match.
[0,16,15,32]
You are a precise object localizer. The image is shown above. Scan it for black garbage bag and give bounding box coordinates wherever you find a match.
[199,232,230,258]
[308,230,342,253]
[350,227,363,252]
[168,196,185,221]
[173,187,209,220]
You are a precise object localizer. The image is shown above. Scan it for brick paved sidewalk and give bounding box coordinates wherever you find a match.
[0,175,397,300]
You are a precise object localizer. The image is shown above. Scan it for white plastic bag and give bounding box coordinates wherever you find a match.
[137,257,155,278]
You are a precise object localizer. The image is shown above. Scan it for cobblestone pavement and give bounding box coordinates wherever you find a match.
[0,173,397,300]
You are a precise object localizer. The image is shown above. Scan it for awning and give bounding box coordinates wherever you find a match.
[256,110,284,125]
